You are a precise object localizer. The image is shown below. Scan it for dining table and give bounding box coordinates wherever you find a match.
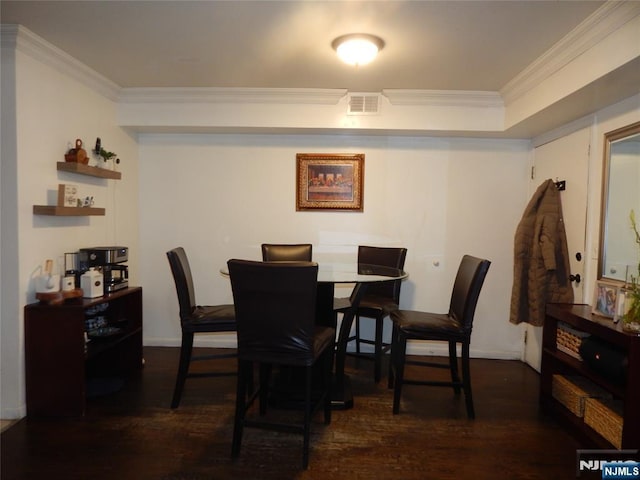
[221,261,408,409]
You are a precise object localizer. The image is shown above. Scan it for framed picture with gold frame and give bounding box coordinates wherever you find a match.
[296,153,364,211]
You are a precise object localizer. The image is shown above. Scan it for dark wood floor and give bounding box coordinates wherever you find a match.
[2,347,582,479]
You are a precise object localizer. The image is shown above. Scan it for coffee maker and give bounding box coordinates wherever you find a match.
[78,246,129,294]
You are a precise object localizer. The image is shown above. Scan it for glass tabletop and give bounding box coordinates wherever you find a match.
[220,261,407,284]
[317,262,407,283]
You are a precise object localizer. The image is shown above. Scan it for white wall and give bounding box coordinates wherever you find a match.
[138,133,529,359]
[0,42,140,419]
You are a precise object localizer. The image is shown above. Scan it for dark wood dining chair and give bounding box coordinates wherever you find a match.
[227,259,334,469]
[166,247,236,409]
[334,246,407,383]
[261,243,312,261]
[388,254,490,419]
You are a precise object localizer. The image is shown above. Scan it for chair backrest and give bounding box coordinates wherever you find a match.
[261,243,312,262]
[357,245,407,302]
[166,247,196,321]
[227,259,319,366]
[449,255,491,333]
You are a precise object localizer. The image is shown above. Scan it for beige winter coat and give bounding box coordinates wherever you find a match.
[509,179,574,326]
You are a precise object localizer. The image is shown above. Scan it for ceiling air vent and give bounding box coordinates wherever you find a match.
[347,93,380,115]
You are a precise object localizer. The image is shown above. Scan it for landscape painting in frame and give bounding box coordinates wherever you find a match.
[296,153,364,211]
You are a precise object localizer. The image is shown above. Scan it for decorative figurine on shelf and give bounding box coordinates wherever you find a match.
[34,259,60,294]
[79,196,94,208]
[64,139,88,164]
[622,210,640,333]
[93,137,120,169]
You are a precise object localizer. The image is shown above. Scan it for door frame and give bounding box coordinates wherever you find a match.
[522,121,592,371]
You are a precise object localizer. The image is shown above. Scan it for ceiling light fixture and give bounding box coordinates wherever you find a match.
[332,34,384,66]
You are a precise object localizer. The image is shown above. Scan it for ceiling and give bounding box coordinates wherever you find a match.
[1,0,607,92]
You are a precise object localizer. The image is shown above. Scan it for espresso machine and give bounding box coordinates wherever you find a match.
[78,246,129,294]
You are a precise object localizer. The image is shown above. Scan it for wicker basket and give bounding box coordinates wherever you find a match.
[556,322,589,360]
[584,397,624,449]
[551,375,611,417]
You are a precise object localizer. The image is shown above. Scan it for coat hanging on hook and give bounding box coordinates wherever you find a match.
[509,179,573,326]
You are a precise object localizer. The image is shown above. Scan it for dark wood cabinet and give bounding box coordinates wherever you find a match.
[541,303,640,449]
[24,287,142,416]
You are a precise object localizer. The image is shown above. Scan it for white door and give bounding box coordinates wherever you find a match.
[524,126,590,371]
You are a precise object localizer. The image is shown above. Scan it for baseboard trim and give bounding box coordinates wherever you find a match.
[144,336,521,360]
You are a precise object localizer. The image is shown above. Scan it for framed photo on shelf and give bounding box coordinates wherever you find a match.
[592,280,619,318]
[296,153,364,211]
[57,184,78,207]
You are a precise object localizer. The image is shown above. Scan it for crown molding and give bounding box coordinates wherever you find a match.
[1,24,120,101]
[118,87,347,105]
[120,87,503,108]
[383,89,503,108]
[501,1,640,105]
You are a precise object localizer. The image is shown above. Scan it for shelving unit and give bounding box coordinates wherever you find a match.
[33,161,121,216]
[541,303,640,449]
[32,205,105,216]
[56,161,121,180]
[24,287,143,416]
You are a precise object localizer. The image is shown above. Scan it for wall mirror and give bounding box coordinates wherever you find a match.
[599,121,640,282]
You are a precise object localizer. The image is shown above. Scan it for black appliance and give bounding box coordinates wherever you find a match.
[79,246,129,294]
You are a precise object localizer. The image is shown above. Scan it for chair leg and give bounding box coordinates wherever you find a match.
[259,363,272,415]
[392,332,407,414]
[323,349,332,425]
[388,323,399,389]
[231,360,250,459]
[302,365,312,470]
[355,314,361,354]
[448,340,461,395]
[374,315,384,383]
[461,342,475,419]
[247,364,254,401]
[171,331,194,409]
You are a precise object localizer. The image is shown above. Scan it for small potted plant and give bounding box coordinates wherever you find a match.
[93,137,119,169]
[622,210,640,333]
[98,147,116,163]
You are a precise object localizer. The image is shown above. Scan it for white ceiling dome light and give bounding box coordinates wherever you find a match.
[332,34,385,66]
